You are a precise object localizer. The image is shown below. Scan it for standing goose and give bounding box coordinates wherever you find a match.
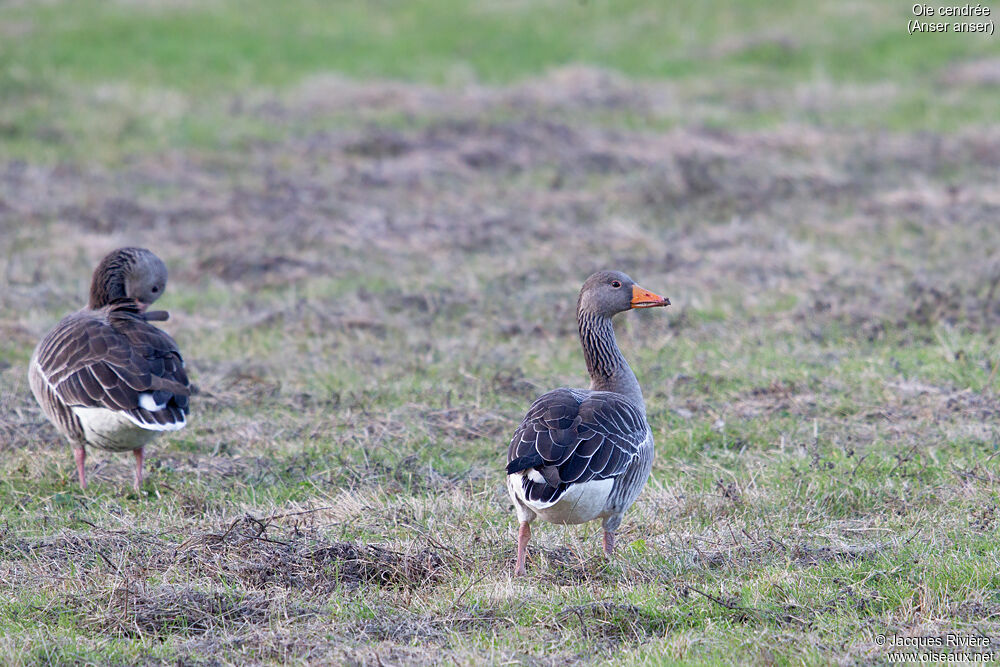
[506,270,669,575]
[28,247,190,491]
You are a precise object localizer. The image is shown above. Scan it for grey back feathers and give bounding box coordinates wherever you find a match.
[506,388,649,506]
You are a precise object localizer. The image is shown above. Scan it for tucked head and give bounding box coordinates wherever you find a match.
[577,270,670,318]
[88,247,168,310]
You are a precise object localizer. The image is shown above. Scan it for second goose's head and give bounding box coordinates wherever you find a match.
[88,247,168,312]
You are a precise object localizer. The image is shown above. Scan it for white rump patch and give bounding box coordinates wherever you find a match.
[72,404,185,449]
[506,473,614,526]
[138,392,166,412]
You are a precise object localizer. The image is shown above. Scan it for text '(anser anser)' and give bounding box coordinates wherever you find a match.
[506,270,669,575]
[28,247,191,491]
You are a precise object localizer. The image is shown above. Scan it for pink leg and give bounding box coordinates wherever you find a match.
[133,448,144,491]
[74,447,87,489]
[515,522,531,575]
[603,531,615,557]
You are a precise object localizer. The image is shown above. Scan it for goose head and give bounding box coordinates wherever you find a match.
[577,270,669,319]
[89,247,168,312]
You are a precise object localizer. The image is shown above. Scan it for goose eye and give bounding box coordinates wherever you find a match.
[151,286,160,293]
[611,280,622,288]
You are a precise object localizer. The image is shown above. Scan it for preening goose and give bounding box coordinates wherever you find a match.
[28,247,190,491]
[506,271,669,575]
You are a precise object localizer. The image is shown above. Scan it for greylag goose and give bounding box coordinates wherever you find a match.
[506,271,669,575]
[28,247,190,490]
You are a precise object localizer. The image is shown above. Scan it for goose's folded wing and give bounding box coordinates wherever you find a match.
[506,388,647,503]
[35,311,190,430]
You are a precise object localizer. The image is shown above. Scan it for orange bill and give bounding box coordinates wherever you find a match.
[631,284,670,309]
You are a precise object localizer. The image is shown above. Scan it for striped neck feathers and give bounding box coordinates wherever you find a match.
[577,310,644,410]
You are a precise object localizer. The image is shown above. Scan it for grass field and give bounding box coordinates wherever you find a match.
[1,1,1000,664]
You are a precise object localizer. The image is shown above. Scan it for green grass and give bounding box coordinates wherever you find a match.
[1,0,999,162]
[2,0,1000,664]
[0,1,991,89]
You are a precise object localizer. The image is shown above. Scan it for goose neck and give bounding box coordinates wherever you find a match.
[577,310,645,412]
[89,262,128,309]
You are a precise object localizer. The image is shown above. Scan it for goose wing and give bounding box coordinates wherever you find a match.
[33,302,190,430]
[506,387,647,504]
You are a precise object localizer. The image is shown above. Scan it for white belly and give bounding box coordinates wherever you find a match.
[508,474,614,525]
[72,407,160,452]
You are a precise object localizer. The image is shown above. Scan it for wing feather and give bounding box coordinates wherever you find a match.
[33,305,190,429]
[506,387,648,504]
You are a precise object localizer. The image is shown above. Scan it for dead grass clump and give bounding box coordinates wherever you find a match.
[86,585,282,637]
[154,454,264,482]
[179,515,445,593]
[0,411,53,454]
[801,247,1000,338]
[6,531,142,565]
[382,285,474,324]
[944,390,1000,422]
[350,607,501,643]
[680,584,821,630]
[489,368,541,401]
[307,542,445,589]
[212,363,283,403]
[797,275,898,342]
[819,585,890,617]
[322,451,459,492]
[729,381,818,420]
[969,504,998,533]
[508,66,651,113]
[715,480,744,506]
[944,58,1000,87]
